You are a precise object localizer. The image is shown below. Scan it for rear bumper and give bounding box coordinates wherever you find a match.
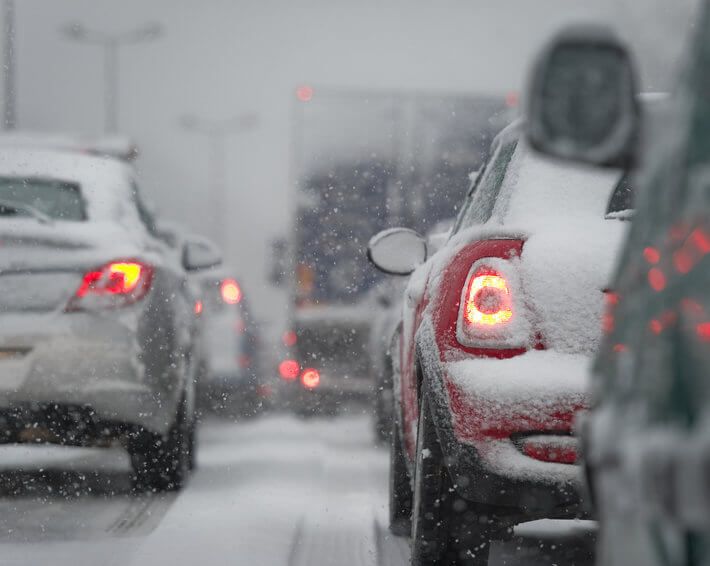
[418,332,589,517]
[0,311,178,437]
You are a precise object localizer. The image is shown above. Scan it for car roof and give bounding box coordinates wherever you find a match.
[0,148,135,221]
[0,131,139,161]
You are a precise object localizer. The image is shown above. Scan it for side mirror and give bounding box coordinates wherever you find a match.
[367,228,427,276]
[182,236,222,272]
[526,25,640,168]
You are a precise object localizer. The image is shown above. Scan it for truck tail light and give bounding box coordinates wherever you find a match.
[279,359,299,380]
[456,257,531,350]
[67,260,153,311]
[300,368,320,389]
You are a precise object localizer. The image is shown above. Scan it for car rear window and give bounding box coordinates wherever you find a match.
[0,177,86,221]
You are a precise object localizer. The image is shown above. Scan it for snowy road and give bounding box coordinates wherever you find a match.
[0,412,595,566]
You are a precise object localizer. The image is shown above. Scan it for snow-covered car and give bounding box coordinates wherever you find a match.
[368,122,628,564]
[194,271,262,417]
[523,23,710,565]
[0,149,220,491]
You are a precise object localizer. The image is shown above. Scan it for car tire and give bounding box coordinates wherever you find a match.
[130,393,193,492]
[389,420,413,536]
[410,388,491,566]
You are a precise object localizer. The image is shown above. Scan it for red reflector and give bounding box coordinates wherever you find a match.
[521,440,577,464]
[643,246,660,264]
[282,330,297,347]
[464,271,512,326]
[278,359,299,381]
[300,368,320,389]
[194,300,203,315]
[221,278,242,304]
[649,319,663,335]
[691,228,710,255]
[648,268,666,292]
[602,291,619,334]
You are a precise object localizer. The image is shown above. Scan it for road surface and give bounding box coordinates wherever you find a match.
[0,411,595,565]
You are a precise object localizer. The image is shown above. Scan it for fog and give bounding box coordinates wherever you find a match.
[10,0,697,328]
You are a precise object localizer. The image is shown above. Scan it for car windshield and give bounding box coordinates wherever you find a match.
[0,176,85,220]
[0,2,702,566]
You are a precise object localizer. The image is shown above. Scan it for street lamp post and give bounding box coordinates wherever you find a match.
[61,22,162,133]
[3,0,16,130]
[181,114,259,246]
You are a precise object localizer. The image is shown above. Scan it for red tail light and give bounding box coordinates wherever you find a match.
[282,330,297,347]
[221,278,242,304]
[279,359,300,381]
[194,300,203,315]
[463,270,513,326]
[456,256,530,350]
[67,260,153,311]
[300,368,320,389]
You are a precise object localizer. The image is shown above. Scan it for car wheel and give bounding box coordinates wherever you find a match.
[130,393,192,492]
[410,388,491,566]
[389,420,413,536]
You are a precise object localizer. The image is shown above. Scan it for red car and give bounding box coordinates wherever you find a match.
[368,122,628,565]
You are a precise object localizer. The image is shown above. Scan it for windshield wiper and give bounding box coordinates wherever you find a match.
[0,199,52,224]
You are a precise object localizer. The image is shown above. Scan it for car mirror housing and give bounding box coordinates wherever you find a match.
[526,25,640,168]
[367,228,427,276]
[182,236,222,272]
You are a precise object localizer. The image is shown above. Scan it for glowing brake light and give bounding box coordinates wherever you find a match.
[300,368,320,389]
[221,278,242,304]
[279,359,299,381]
[455,254,531,350]
[464,271,513,326]
[67,260,153,311]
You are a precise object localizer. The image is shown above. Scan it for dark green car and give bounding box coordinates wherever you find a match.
[525,11,710,566]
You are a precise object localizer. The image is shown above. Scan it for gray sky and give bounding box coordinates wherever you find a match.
[10,0,697,326]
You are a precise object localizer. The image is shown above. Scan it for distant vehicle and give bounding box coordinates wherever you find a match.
[369,124,627,564]
[0,149,220,491]
[524,23,710,565]
[274,91,511,416]
[194,271,262,417]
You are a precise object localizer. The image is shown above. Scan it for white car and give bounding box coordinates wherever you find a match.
[0,149,219,491]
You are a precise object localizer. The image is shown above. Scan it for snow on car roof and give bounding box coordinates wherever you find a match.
[0,148,135,221]
[0,131,139,161]
[494,139,621,230]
